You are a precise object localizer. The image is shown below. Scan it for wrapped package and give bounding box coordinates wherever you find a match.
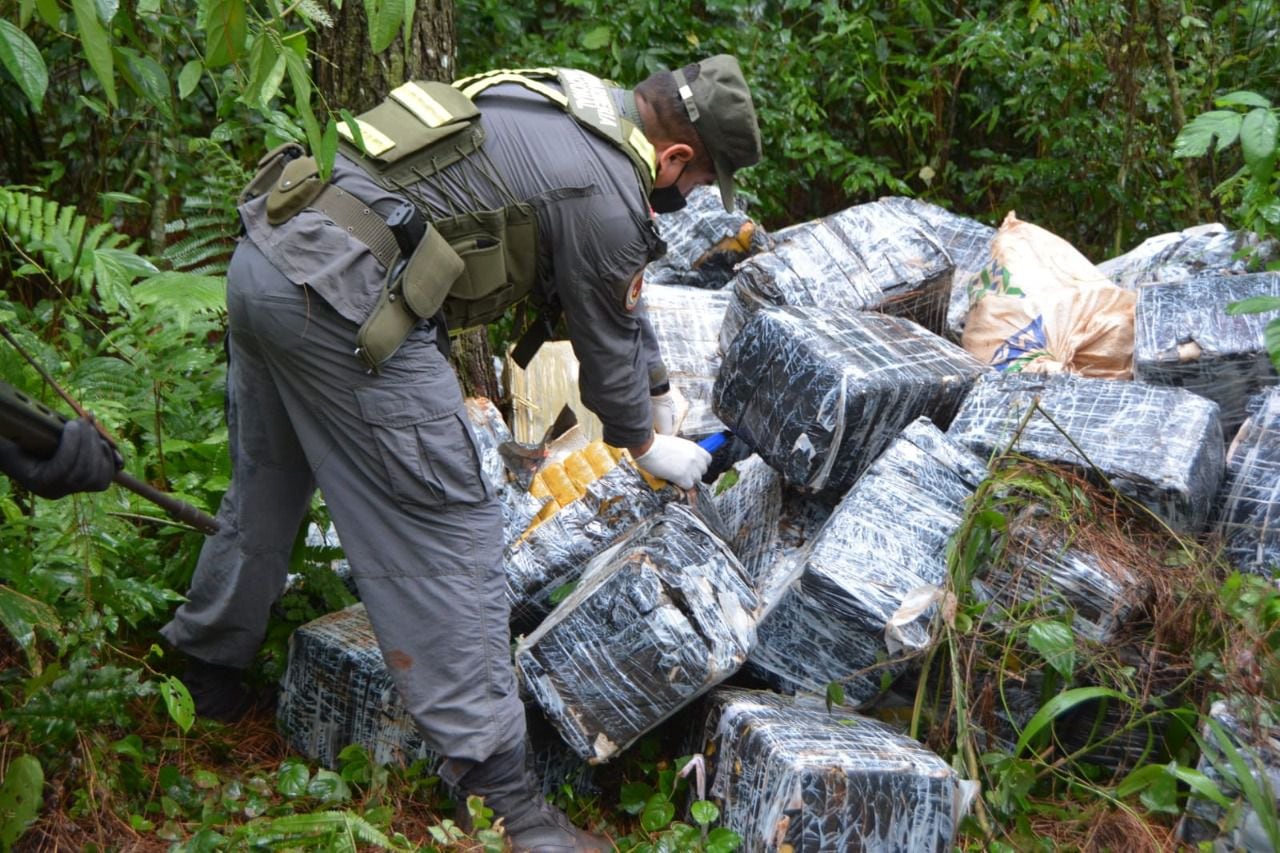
[643,185,766,289]
[506,340,605,443]
[1098,223,1279,290]
[710,454,785,589]
[699,687,971,852]
[873,196,998,341]
[462,397,546,541]
[1181,699,1280,851]
[277,604,594,795]
[748,419,988,702]
[640,284,732,438]
[504,454,687,633]
[947,372,1225,533]
[962,212,1136,379]
[1133,271,1280,437]
[1217,388,1280,575]
[516,503,760,763]
[719,199,956,352]
[714,304,987,497]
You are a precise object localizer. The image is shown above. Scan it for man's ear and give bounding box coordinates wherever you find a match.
[655,143,694,182]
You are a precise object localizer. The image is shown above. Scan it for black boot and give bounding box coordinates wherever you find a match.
[457,743,611,852]
[181,656,256,722]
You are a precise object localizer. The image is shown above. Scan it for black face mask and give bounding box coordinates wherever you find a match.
[648,163,688,213]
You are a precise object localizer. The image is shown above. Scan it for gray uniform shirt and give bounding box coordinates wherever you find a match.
[240,81,667,449]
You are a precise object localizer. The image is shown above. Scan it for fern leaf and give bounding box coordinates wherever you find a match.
[297,0,335,27]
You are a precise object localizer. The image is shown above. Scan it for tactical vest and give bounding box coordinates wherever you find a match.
[247,68,657,370]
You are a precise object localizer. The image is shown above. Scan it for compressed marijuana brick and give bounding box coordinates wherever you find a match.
[1217,388,1280,575]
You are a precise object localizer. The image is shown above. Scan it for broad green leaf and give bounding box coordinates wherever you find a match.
[581,25,611,50]
[306,769,351,803]
[690,800,719,826]
[706,827,741,853]
[0,20,48,110]
[1266,319,1280,374]
[137,0,159,13]
[825,681,845,711]
[640,793,675,832]
[1027,620,1075,679]
[94,0,118,24]
[619,782,653,814]
[0,585,60,673]
[0,754,43,851]
[401,0,414,47]
[1239,108,1278,179]
[35,0,60,27]
[204,0,247,68]
[1225,296,1280,315]
[1014,687,1134,755]
[125,52,172,116]
[1173,110,1241,158]
[160,676,194,731]
[259,52,287,107]
[178,60,204,100]
[112,734,146,761]
[1217,90,1272,109]
[367,0,402,53]
[18,0,34,26]
[318,117,339,176]
[1167,764,1233,809]
[276,758,310,797]
[72,0,116,106]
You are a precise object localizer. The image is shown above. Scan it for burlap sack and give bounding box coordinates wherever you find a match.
[962,212,1136,379]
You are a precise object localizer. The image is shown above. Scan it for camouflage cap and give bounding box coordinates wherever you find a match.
[672,55,762,212]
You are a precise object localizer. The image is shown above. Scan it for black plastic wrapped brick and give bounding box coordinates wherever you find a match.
[719,199,956,351]
[515,503,760,763]
[748,419,988,703]
[1217,387,1280,575]
[276,603,594,795]
[1134,271,1280,438]
[643,185,767,290]
[1098,224,1279,290]
[698,687,971,852]
[714,304,988,497]
[641,283,732,438]
[947,372,1225,533]
[1181,699,1280,851]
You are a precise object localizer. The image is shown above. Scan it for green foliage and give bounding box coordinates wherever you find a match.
[0,754,44,852]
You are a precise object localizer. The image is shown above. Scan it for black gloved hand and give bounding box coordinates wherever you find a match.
[0,417,120,499]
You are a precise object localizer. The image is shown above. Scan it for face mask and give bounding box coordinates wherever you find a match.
[648,163,688,213]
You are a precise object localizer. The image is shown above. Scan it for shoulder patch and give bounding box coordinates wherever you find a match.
[624,273,643,311]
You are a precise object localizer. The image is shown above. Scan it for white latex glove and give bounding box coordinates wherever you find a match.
[632,433,711,490]
[651,386,689,436]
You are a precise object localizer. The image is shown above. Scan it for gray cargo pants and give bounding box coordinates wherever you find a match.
[161,239,525,765]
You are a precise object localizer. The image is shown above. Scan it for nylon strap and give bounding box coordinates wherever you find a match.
[312,185,400,269]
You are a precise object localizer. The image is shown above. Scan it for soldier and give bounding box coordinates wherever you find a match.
[161,55,760,852]
[0,415,117,499]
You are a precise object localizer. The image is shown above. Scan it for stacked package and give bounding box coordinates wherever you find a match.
[873,196,998,340]
[947,372,1225,533]
[1217,388,1280,575]
[1181,700,1280,851]
[1099,223,1279,290]
[699,688,970,852]
[643,186,766,289]
[504,456,686,632]
[747,419,987,702]
[640,284,732,437]
[515,503,759,763]
[277,604,594,795]
[719,199,956,352]
[1133,271,1280,437]
[463,397,545,541]
[714,304,987,497]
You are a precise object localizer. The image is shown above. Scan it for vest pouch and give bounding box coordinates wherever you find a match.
[438,204,539,331]
[452,236,508,301]
[400,223,466,320]
[266,156,326,225]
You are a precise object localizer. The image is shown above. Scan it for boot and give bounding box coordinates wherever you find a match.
[458,742,611,852]
[181,656,257,722]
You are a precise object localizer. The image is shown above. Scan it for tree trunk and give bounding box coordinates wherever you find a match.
[311,0,500,401]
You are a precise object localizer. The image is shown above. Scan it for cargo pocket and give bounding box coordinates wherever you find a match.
[355,378,493,508]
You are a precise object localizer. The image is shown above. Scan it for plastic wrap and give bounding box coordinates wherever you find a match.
[748,419,987,702]
[461,397,546,540]
[640,284,732,437]
[643,185,767,289]
[515,503,760,763]
[709,454,784,589]
[504,460,688,633]
[1133,271,1280,437]
[1181,699,1280,851]
[1217,388,1280,575]
[699,687,968,852]
[947,372,1225,533]
[1098,224,1279,290]
[714,304,988,496]
[276,604,593,795]
[873,196,998,341]
[719,200,956,352]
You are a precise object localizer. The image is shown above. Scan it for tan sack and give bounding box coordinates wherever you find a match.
[962,211,1136,379]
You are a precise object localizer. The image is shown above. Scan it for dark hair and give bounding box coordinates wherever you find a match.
[635,62,713,172]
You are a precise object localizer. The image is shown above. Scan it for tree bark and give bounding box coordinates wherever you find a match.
[311,0,500,401]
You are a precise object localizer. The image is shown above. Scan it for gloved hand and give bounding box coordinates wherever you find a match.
[0,417,119,499]
[632,433,711,490]
[651,386,689,436]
